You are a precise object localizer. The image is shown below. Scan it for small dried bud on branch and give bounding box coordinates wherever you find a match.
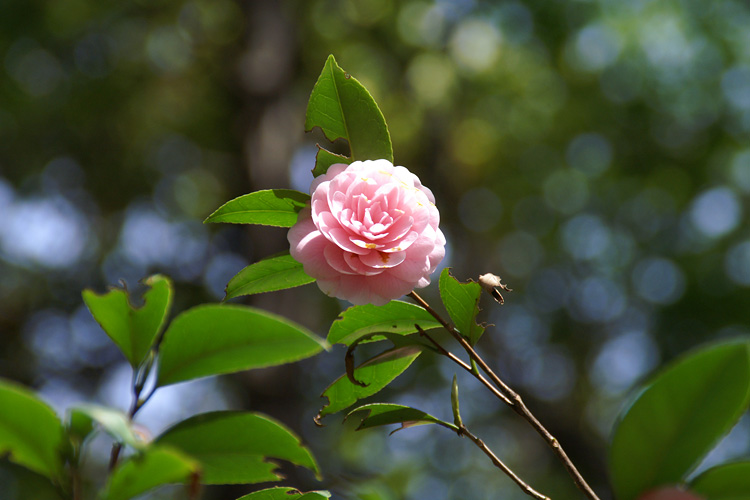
[478,273,512,304]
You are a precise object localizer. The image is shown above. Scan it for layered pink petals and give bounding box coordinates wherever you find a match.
[288,159,446,305]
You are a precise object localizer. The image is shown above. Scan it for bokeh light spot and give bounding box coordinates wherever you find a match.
[543,168,589,214]
[566,133,612,177]
[449,19,501,73]
[631,257,686,305]
[591,331,659,395]
[725,241,750,286]
[689,186,741,238]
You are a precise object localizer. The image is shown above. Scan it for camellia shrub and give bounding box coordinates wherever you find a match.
[2,55,750,500]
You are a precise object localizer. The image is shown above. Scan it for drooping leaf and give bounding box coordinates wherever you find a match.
[305,54,392,176]
[235,487,331,500]
[66,404,144,450]
[157,305,327,387]
[690,461,750,500]
[101,446,199,500]
[346,403,457,434]
[204,189,310,227]
[0,379,66,482]
[317,346,423,420]
[438,269,484,345]
[609,340,750,500]
[156,411,319,485]
[327,300,440,346]
[82,274,173,367]
[311,146,352,178]
[225,252,315,300]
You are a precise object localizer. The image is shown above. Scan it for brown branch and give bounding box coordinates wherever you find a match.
[408,291,601,500]
[416,325,512,406]
[458,424,550,500]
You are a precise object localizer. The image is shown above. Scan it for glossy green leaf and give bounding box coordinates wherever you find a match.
[438,269,484,345]
[156,411,319,485]
[102,446,200,500]
[327,300,440,346]
[235,487,331,500]
[66,404,143,449]
[305,54,392,176]
[311,146,351,177]
[317,346,423,420]
[609,340,750,500]
[204,189,310,226]
[82,274,173,367]
[690,461,750,500]
[157,305,327,386]
[225,252,315,300]
[0,379,65,482]
[346,403,457,434]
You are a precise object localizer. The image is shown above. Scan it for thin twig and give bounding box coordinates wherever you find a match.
[108,365,154,471]
[458,424,550,500]
[416,325,512,406]
[408,291,601,500]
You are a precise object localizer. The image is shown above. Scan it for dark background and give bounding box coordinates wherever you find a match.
[2,0,750,499]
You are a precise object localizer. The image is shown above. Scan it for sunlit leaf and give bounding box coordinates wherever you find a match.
[204,189,310,226]
[317,346,423,420]
[225,252,315,300]
[101,446,199,500]
[311,146,351,178]
[157,305,327,387]
[690,461,750,500]
[610,340,750,500]
[305,54,392,176]
[327,300,440,346]
[66,404,144,450]
[438,269,484,345]
[156,411,319,485]
[0,379,65,482]
[82,274,173,367]
[346,403,457,434]
[235,487,331,500]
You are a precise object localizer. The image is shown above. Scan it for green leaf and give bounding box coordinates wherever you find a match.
[327,300,441,346]
[82,274,173,367]
[101,446,200,500]
[0,379,65,482]
[438,269,484,345]
[66,404,143,450]
[317,346,423,420]
[235,487,331,500]
[609,340,750,500]
[305,54,393,176]
[311,146,351,178]
[346,403,457,434]
[690,461,750,500]
[157,304,327,387]
[204,189,310,227]
[225,252,315,300]
[0,461,64,500]
[156,411,319,485]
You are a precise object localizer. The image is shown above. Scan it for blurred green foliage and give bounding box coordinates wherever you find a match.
[3,0,750,499]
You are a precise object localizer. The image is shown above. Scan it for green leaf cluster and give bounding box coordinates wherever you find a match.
[609,339,750,500]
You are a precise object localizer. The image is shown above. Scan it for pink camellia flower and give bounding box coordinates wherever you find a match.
[288,159,446,306]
